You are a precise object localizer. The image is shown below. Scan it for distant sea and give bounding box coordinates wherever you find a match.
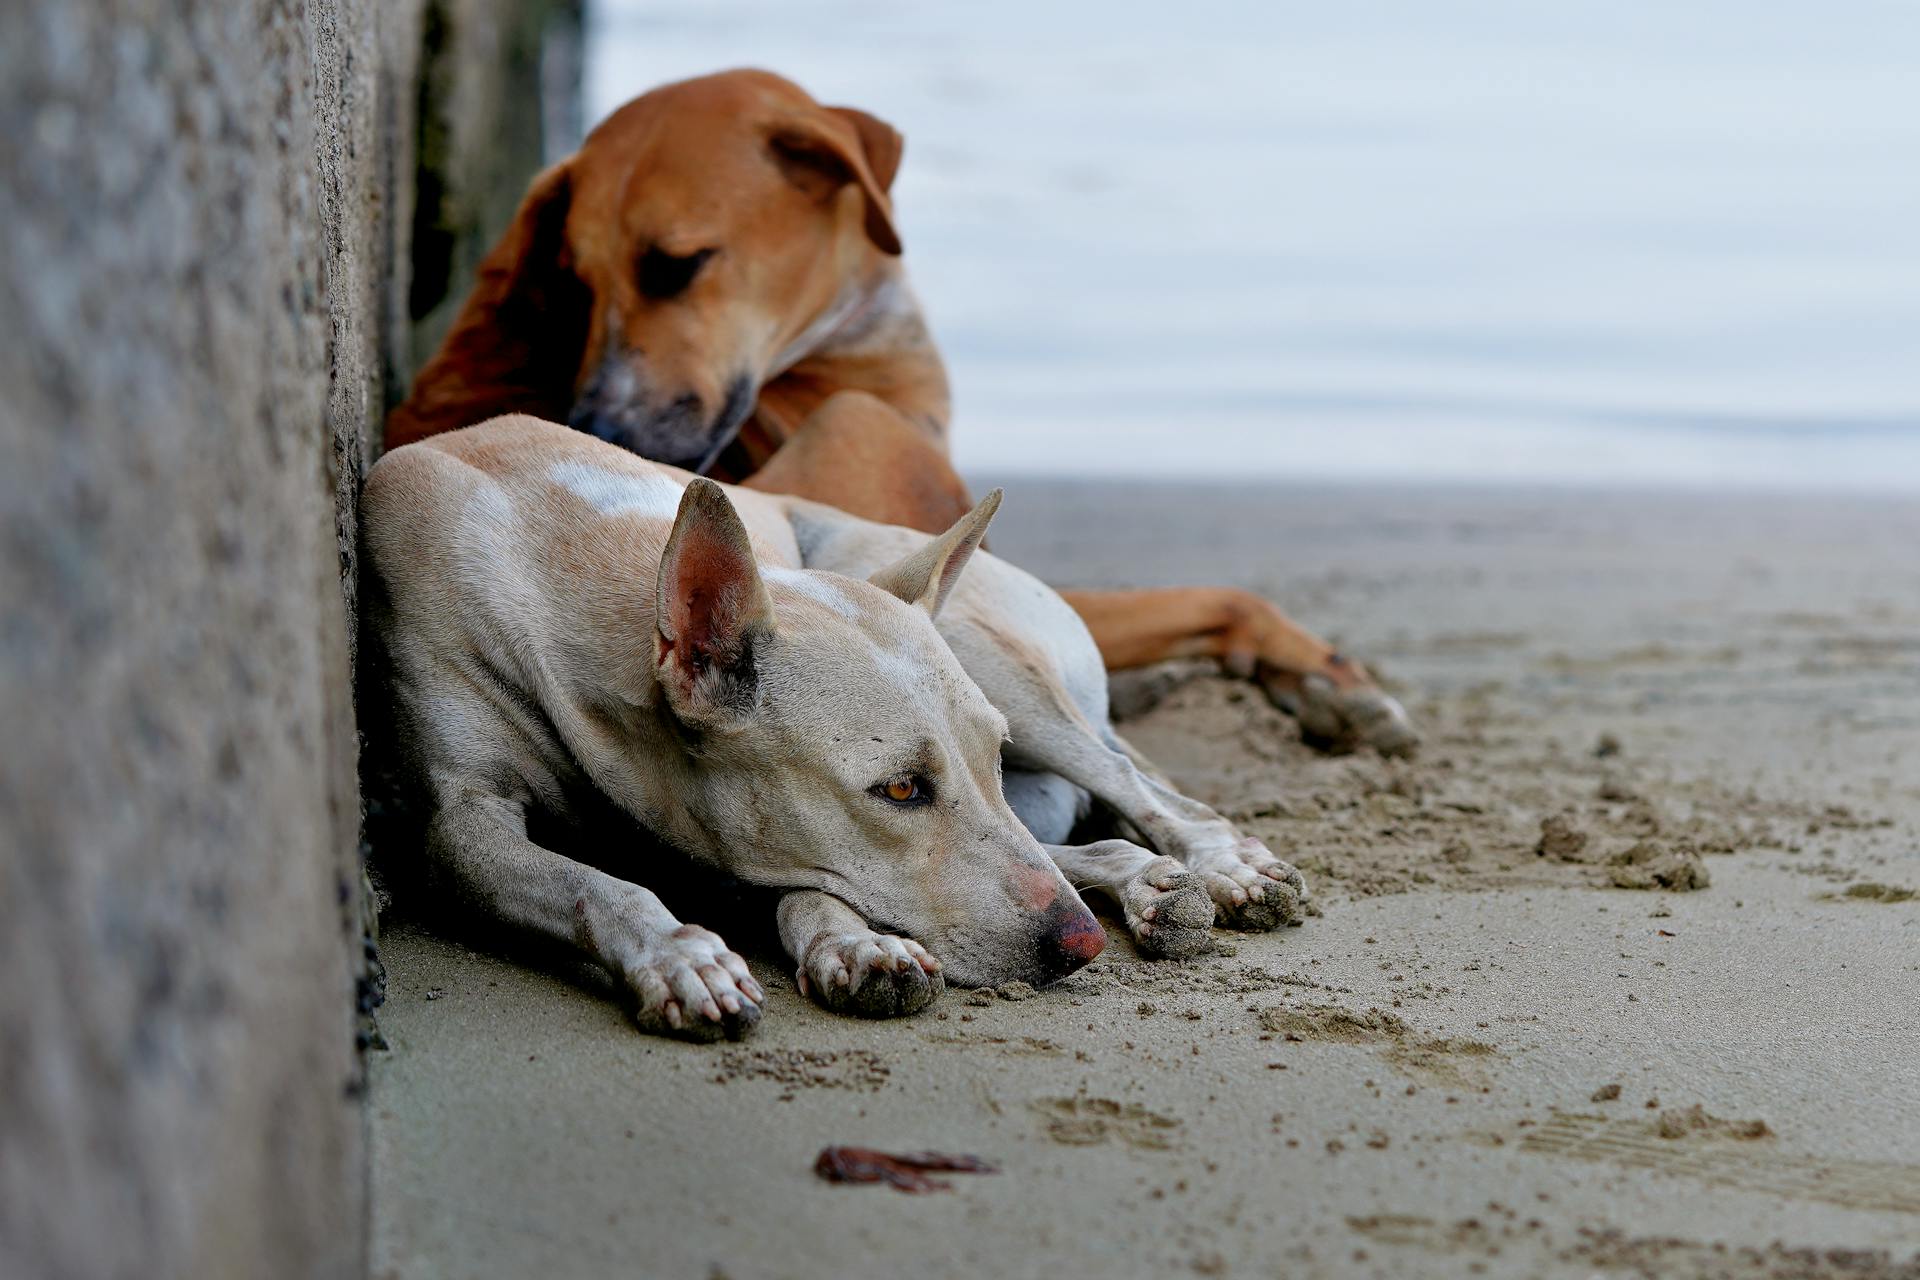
[588,1,1920,490]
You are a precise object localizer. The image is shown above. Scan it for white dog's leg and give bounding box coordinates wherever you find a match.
[428,785,763,1040]
[1012,724,1308,932]
[1002,770,1213,958]
[777,889,945,1017]
[1045,839,1215,959]
[1002,769,1089,844]
[931,600,1307,934]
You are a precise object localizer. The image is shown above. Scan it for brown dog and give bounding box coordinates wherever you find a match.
[387,68,1417,754]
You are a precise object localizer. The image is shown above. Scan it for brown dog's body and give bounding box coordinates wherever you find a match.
[388,69,1417,754]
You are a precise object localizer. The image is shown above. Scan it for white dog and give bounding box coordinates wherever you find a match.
[363,416,1306,1039]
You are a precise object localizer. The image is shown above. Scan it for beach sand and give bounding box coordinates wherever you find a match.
[368,483,1920,1280]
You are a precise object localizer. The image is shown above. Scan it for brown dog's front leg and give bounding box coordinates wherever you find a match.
[428,787,763,1040]
[1057,586,1420,755]
[776,890,944,1018]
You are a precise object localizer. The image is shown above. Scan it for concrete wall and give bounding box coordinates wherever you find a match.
[0,2,579,1276]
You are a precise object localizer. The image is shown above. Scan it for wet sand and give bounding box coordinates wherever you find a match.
[369,483,1920,1280]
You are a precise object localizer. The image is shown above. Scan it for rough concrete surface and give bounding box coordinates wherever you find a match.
[370,485,1920,1279]
[0,1,579,1277]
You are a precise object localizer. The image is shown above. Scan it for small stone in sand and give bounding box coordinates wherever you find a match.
[1595,732,1623,758]
[996,981,1037,1001]
[964,988,995,1007]
[1591,1083,1622,1102]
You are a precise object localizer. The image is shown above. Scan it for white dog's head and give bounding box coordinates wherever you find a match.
[651,479,1103,986]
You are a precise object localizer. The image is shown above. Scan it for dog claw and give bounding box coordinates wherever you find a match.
[1122,857,1215,960]
[621,925,764,1042]
[1206,872,1305,932]
[802,930,945,1019]
[1192,839,1309,932]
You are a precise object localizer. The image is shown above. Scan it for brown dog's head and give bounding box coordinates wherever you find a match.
[482,69,905,472]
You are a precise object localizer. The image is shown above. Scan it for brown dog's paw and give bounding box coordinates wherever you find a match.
[1267,673,1421,758]
[1195,839,1309,932]
[621,925,765,1042]
[798,931,945,1019]
[1122,857,1215,959]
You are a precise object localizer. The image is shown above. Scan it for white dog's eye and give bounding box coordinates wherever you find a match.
[872,775,933,807]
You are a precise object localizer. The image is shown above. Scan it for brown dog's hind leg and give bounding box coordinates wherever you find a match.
[777,889,945,1018]
[1057,586,1420,756]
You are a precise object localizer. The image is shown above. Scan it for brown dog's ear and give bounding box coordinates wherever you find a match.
[828,106,904,193]
[387,161,588,448]
[869,489,1001,619]
[474,161,579,331]
[655,478,777,723]
[770,113,903,256]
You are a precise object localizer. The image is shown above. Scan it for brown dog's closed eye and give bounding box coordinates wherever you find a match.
[637,246,715,300]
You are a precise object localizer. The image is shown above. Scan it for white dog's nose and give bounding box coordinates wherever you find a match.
[1034,897,1104,981]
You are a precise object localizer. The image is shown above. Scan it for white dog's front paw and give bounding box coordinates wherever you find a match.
[798,930,944,1019]
[618,924,764,1042]
[1193,837,1308,932]
[1121,855,1215,959]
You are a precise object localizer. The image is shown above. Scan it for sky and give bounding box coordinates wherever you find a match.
[588,1,1920,489]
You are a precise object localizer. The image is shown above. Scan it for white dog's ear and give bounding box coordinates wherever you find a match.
[655,478,776,722]
[869,489,1002,619]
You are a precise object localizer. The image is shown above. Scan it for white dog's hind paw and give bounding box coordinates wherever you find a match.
[620,924,765,1042]
[1122,856,1215,959]
[798,930,944,1018]
[1195,838,1308,932]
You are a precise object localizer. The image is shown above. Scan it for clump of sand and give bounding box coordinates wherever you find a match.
[1257,1004,1496,1085]
[1652,1104,1773,1141]
[713,1048,891,1093]
[1108,672,1847,905]
[1537,815,1590,861]
[1824,882,1916,904]
[1031,1096,1181,1149]
[1258,1004,1407,1041]
[1608,841,1711,891]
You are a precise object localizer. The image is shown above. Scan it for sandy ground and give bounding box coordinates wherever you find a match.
[369,483,1920,1280]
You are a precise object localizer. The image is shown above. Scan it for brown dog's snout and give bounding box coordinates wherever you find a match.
[1034,898,1105,981]
[569,355,757,474]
